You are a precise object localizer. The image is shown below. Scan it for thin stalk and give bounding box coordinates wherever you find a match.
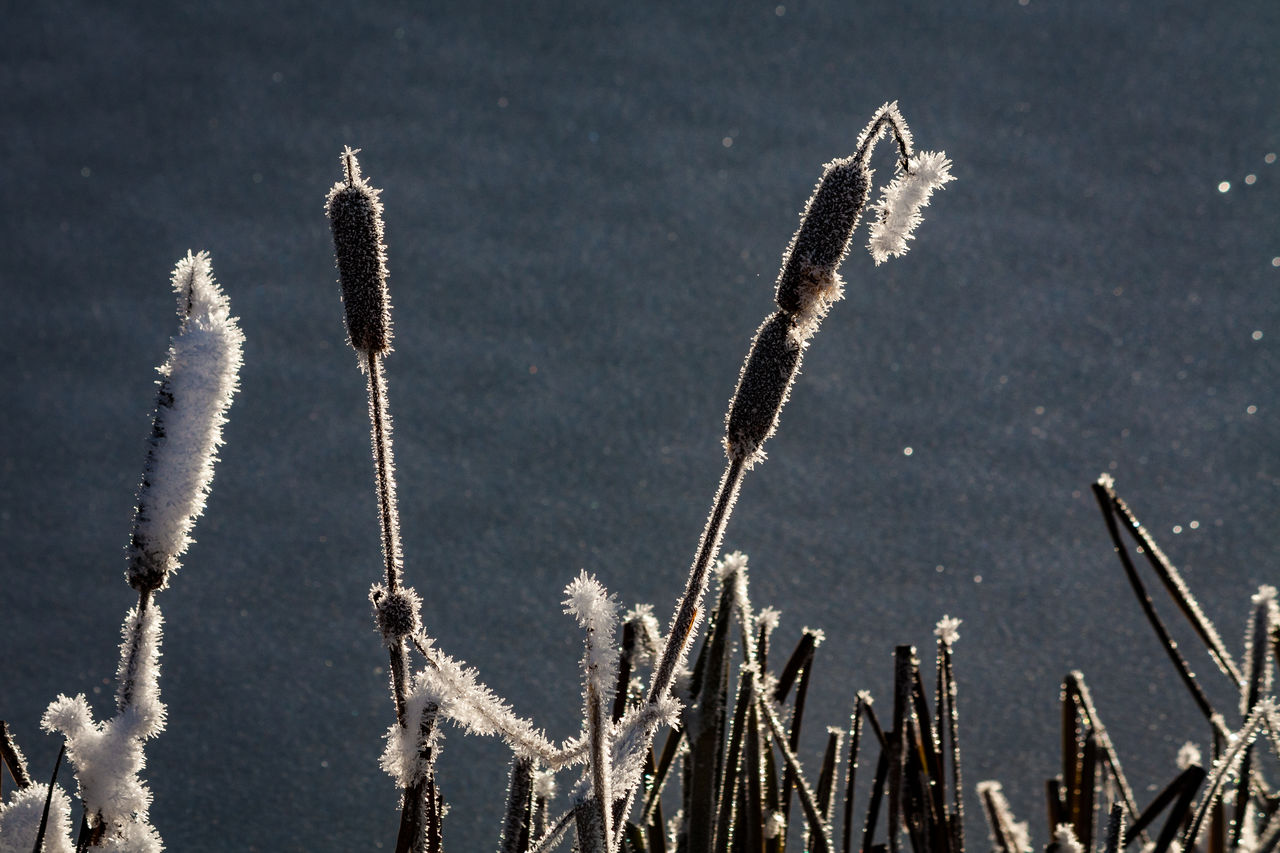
[31,744,64,853]
[367,350,410,723]
[0,721,32,791]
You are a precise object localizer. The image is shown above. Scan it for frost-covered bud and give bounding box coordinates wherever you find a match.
[370,583,422,646]
[774,157,869,323]
[327,147,392,355]
[128,252,244,593]
[867,150,954,265]
[724,312,804,468]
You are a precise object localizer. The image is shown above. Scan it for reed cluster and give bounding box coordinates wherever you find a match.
[9,94,1266,853]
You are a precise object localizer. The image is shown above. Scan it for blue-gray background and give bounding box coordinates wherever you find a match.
[2,1,1277,850]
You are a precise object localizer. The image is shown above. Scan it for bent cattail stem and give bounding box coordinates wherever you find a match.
[127,252,244,595]
[327,147,392,357]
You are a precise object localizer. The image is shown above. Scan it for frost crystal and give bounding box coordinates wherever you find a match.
[1052,824,1085,853]
[0,783,75,853]
[935,615,962,645]
[763,810,787,840]
[41,605,167,848]
[714,550,749,581]
[1176,741,1201,769]
[867,150,955,265]
[127,252,244,593]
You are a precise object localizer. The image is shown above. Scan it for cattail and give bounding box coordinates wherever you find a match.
[724,311,804,468]
[127,252,244,594]
[773,157,869,337]
[326,147,392,356]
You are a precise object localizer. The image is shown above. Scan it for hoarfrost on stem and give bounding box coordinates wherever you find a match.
[41,605,167,848]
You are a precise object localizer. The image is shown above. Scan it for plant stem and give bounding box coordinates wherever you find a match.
[366,349,409,723]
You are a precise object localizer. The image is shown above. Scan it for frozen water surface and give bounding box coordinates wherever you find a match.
[2,1,1278,850]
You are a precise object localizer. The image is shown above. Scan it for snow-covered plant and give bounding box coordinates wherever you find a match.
[0,253,242,852]
[328,102,952,852]
[127,251,245,595]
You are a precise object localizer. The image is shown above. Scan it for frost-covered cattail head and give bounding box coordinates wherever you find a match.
[127,252,244,594]
[724,311,805,467]
[370,583,423,648]
[867,150,955,265]
[327,147,392,356]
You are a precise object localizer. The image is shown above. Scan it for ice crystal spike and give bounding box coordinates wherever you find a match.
[327,147,392,356]
[127,252,244,594]
[724,311,804,467]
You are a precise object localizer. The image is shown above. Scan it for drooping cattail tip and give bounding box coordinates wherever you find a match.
[327,147,392,355]
[724,312,805,467]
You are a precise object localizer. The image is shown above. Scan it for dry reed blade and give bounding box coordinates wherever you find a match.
[1232,591,1276,849]
[1061,672,1145,844]
[1181,702,1268,851]
[1125,764,1204,853]
[1091,481,1219,723]
[1096,478,1242,689]
[842,694,869,853]
[755,676,833,853]
[641,728,683,824]
[714,676,754,853]
[500,757,534,853]
[778,632,818,836]
[938,640,964,853]
[30,743,64,853]
[815,729,844,840]
[684,577,736,853]
[0,721,32,793]
[1103,803,1124,853]
[744,698,765,853]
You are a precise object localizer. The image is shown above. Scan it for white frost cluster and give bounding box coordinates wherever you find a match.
[763,810,787,840]
[379,684,441,789]
[0,783,75,853]
[867,151,955,265]
[935,615,962,645]
[714,550,749,582]
[41,605,167,851]
[1052,824,1085,853]
[976,781,1030,853]
[563,571,621,695]
[1176,740,1201,769]
[128,251,244,591]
